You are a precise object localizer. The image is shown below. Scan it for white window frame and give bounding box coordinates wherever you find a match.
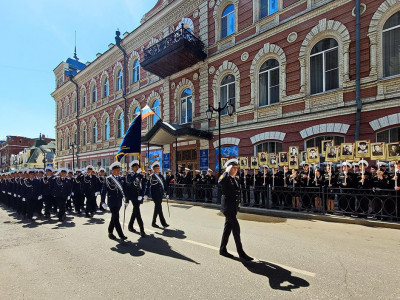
[259,60,280,107]
[220,75,235,116]
[221,4,235,39]
[104,117,110,141]
[132,60,140,84]
[180,90,193,124]
[382,20,400,78]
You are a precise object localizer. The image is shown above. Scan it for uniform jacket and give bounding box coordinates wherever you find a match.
[149,173,165,201]
[219,172,241,216]
[101,175,126,209]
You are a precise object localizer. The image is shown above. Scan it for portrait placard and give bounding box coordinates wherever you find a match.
[340,143,354,160]
[371,142,386,161]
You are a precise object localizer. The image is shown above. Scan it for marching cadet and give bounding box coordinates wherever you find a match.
[101,162,127,241]
[219,159,253,261]
[22,169,41,220]
[71,169,85,214]
[149,162,169,228]
[66,170,74,212]
[36,170,45,217]
[125,160,147,237]
[98,167,107,211]
[54,168,72,222]
[42,167,55,218]
[83,165,100,218]
[240,168,252,206]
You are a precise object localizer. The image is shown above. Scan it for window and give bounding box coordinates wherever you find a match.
[104,117,110,141]
[58,107,62,120]
[82,125,87,146]
[81,160,87,168]
[74,130,78,145]
[81,90,86,108]
[132,60,140,83]
[180,89,193,124]
[117,113,124,138]
[260,0,278,19]
[59,137,63,151]
[103,77,109,98]
[256,141,282,154]
[73,97,77,113]
[116,69,123,91]
[305,135,344,152]
[91,84,97,103]
[377,127,400,143]
[383,11,400,77]
[221,4,235,39]
[101,158,110,169]
[152,99,160,126]
[66,102,70,116]
[220,74,235,115]
[310,38,339,95]
[66,134,70,150]
[92,122,98,143]
[259,59,279,107]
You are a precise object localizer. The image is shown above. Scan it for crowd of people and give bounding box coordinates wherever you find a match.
[0,160,169,240]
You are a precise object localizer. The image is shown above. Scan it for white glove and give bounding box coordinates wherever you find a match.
[22,198,26,202]
[67,196,70,200]
[71,192,74,196]
[8,192,11,195]
[2,191,4,193]
[124,202,129,208]
[102,203,108,210]
[14,194,16,197]
[38,195,42,200]
[166,195,169,200]
[138,196,143,201]
[143,195,148,201]
[18,195,21,198]
[95,192,100,196]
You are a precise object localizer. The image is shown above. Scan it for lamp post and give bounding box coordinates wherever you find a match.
[69,143,77,170]
[206,100,234,175]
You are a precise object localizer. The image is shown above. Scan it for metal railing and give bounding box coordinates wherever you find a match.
[167,184,399,222]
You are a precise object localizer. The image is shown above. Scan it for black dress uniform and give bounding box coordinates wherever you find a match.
[219,168,253,261]
[101,174,127,240]
[72,173,85,213]
[53,176,72,221]
[150,172,168,228]
[42,174,55,217]
[22,176,41,220]
[125,171,146,236]
[83,174,99,217]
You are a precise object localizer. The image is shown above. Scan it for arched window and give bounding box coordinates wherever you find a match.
[259,59,279,107]
[58,106,63,120]
[66,134,70,150]
[117,113,124,138]
[134,106,140,116]
[103,77,109,98]
[82,125,87,146]
[73,96,77,113]
[377,127,400,143]
[305,135,344,152]
[91,84,97,103]
[221,4,235,39]
[310,38,339,95]
[256,141,282,154]
[73,130,78,145]
[220,74,235,115]
[260,0,278,19]
[116,69,123,91]
[92,122,98,143]
[65,102,70,116]
[383,11,400,77]
[81,90,86,108]
[180,89,193,124]
[59,136,63,151]
[104,117,110,141]
[152,100,160,126]
[132,60,140,83]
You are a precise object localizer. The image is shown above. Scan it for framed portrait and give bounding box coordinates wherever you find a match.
[239,157,248,169]
[250,156,259,169]
[307,147,320,164]
[340,143,354,160]
[321,140,334,157]
[221,158,228,168]
[278,152,288,166]
[258,152,268,165]
[300,151,307,163]
[371,142,386,161]
[289,154,299,169]
[268,153,278,168]
[355,140,370,158]
[325,146,339,162]
[387,142,400,160]
[288,146,299,157]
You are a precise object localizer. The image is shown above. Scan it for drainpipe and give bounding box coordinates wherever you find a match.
[115,29,128,133]
[354,0,362,140]
[69,74,80,167]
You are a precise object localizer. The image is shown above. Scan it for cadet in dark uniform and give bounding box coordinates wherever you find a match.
[22,169,42,220]
[165,169,174,196]
[42,167,55,218]
[83,165,100,218]
[72,169,85,214]
[101,162,127,241]
[126,160,147,237]
[149,162,169,228]
[53,168,72,222]
[219,159,253,261]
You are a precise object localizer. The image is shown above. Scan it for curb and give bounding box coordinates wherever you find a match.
[164,199,400,230]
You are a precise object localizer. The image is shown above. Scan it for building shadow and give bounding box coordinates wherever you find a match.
[155,228,187,240]
[239,259,310,291]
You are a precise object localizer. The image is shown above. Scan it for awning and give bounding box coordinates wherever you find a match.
[142,120,213,146]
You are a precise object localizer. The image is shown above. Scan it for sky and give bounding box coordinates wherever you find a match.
[0,0,158,141]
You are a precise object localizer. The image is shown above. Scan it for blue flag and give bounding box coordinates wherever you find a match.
[115,115,141,162]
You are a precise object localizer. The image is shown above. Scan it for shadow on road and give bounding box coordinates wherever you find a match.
[51,217,76,229]
[82,218,105,225]
[155,228,187,239]
[240,259,309,291]
[110,241,145,257]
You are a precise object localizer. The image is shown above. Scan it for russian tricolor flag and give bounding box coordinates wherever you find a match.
[141,105,155,120]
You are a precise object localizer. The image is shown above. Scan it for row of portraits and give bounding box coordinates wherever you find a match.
[222,141,400,169]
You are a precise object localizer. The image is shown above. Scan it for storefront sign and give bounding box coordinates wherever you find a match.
[200,149,209,171]
[163,153,170,170]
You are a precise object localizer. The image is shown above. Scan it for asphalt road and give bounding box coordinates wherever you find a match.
[0,200,400,300]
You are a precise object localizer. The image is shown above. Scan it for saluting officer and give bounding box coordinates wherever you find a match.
[125,160,147,237]
[149,162,169,228]
[219,159,253,261]
[101,162,127,241]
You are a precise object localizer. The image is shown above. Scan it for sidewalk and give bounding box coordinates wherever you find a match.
[164,198,400,230]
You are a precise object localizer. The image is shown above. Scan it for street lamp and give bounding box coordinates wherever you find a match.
[69,143,77,170]
[206,100,234,175]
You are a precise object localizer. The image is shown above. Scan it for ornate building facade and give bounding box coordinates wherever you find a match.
[52,0,400,172]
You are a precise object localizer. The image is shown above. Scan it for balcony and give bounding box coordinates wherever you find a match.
[141,25,207,78]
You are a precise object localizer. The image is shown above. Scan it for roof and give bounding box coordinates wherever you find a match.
[142,120,213,146]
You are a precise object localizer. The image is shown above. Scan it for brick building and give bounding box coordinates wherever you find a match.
[52,0,400,172]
